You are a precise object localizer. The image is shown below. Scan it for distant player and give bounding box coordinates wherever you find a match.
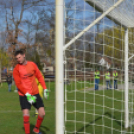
[35,72,45,116]
[13,50,49,134]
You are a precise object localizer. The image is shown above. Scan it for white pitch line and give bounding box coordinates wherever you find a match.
[0,109,52,113]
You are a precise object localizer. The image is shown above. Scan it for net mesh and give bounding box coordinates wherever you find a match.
[64,0,134,133]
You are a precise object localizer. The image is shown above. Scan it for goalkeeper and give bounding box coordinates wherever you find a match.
[13,50,49,134]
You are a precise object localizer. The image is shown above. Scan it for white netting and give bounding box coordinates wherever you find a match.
[85,0,134,27]
[64,0,134,133]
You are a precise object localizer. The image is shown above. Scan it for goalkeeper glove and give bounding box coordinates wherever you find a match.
[32,95,37,103]
[44,89,49,100]
[25,93,36,104]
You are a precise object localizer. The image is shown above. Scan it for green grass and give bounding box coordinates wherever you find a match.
[65,81,94,91]
[0,82,134,134]
[65,85,134,134]
[0,82,55,134]
[65,90,126,134]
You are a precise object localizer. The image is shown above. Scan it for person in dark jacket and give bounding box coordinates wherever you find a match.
[6,72,12,92]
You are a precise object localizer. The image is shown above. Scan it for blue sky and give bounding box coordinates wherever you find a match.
[0,0,126,48]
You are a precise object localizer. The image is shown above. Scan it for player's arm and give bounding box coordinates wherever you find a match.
[33,63,47,89]
[13,67,27,95]
[33,63,49,99]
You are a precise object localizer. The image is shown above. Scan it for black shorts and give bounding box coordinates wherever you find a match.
[19,94,44,110]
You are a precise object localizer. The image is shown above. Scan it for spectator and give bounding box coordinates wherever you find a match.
[105,70,111,90]
[3,67,7,75]
[113,70,118,89]
[94,69,100,90]
[6,72,12,92]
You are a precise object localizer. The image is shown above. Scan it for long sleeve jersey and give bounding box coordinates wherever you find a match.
[13,61,47,96]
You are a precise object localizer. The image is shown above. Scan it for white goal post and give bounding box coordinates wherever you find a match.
[55,0,64,134]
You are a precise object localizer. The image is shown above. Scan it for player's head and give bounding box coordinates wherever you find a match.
[14,50,26,65]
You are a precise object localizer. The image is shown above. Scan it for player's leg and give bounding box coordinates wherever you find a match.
[38,107,45,117]
[35,109,38,116]
[23,109,30,134]
[8,83,11,92]
[34,85,44,116]
[33,107,45,133]
[33,94,45,133]
[19,95,31,134]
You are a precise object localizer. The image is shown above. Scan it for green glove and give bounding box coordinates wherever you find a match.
[25,93,36,104]
[25,93,33,104]
[44,89,49,100]
[32,96,37,103]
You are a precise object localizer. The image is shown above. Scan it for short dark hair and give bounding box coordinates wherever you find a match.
[14,50,25,56]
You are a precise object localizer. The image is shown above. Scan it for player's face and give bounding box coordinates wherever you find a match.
[15,54,26,64]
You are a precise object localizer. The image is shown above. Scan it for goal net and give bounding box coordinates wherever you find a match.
[63,0,134,133]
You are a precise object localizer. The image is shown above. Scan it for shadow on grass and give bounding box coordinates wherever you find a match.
[73,112,124,134]
[22,124,50,134]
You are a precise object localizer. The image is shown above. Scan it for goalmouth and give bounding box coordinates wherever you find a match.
[55,0,134,133]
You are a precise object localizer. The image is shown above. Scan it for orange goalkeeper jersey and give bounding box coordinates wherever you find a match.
[13,61,47,96]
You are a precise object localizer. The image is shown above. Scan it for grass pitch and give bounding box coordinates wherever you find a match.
[65,82,134,134]
[0,82,55,134]
[0,81,134,134]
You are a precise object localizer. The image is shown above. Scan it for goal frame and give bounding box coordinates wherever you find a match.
[55,0,132,133]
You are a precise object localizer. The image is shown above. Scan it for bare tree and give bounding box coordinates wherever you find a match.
[0,0,46,66]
